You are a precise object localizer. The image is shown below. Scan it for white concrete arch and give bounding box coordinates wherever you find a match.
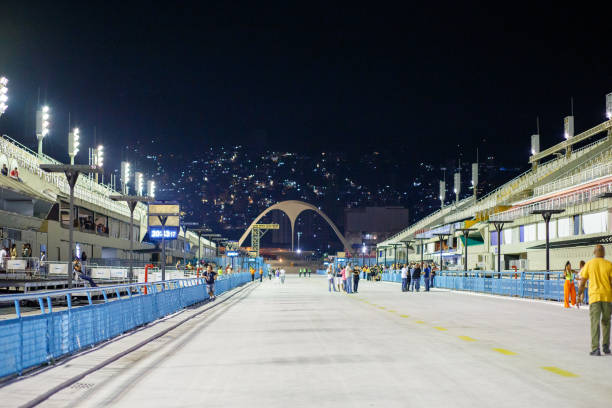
[238,200,350,252]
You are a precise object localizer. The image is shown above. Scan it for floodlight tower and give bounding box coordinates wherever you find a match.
[121,161,131,194]
[135,172,144,196]
[94,145,104,183]
[36,106,51,155]
[0,77,8,117]
[147,180,156,198]
[68,127,80,164]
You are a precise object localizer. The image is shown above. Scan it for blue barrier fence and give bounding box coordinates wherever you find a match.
[380,270,585,303]
[0,272,252,379]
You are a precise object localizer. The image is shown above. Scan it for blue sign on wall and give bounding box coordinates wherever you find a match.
[227,251,239,257]
[336,257,346,262]
[149,226,179,240]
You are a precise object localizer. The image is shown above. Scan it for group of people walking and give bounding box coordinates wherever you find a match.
[400,262,433,292]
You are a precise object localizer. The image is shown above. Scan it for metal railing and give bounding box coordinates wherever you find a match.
[381,270,583,303]
[0,272,253,379]
[533,159,612,197]
[490,179,612,222]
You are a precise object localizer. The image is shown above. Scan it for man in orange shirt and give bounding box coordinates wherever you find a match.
[578,245,612,356]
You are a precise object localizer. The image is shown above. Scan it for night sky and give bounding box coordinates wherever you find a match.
[0,2,611,169]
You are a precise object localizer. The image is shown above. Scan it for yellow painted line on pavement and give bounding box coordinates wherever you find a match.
[415,320,425,324]
[399,314,410,318]
[387,310,396,313]
[492,348,517,356]
[434,327,447,331]
[458,336,477,342]
[540,366,579,377]
[378,306,386,310]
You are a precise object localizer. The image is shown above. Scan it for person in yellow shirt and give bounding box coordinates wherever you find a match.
[250,267,255,281]
[578,245,612,356]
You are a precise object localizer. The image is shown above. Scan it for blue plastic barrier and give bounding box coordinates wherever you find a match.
[380,270,586,303]
[0,273,251,379]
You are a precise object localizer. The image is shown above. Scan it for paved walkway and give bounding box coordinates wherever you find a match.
[1,276,611,407]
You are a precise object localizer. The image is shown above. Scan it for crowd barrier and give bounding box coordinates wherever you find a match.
[380,270,586,303]
[0,272,252,379]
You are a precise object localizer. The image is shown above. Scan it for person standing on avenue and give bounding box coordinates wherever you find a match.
[345,264,353,293]
[411,263,422,292]
[280,268,286,284]
[353,265,360,293]
[423,263,431,291]
[401,264,408,292]
[327,264,336,292]
[563,261,577,308]
[578,245,612,356]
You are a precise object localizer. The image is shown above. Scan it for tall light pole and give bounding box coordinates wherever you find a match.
[135,172,144,196]
[121,161,131,194]
[94,145,104,183]
[110,194,154,282]
[433,233,451,271]
[36,106,51,155]
[0,76,9,117]
[187,227,213,266]
[40,164,102,287]
[68,127,80,165]
[147,180,156,198]
[531,209,564,279]
[296,231,302,253]
[487,220,510,275]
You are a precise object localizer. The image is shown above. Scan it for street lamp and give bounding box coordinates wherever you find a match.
[36,106,51,155]
[110,194,155,282]
[531,209,564,278]
[120,161,130,194]
[68,127,80,164]
[39,164,102,287]
[456,228,476,272]
[0,76,8,117]
[487,220,511,274]
[433,233,451,271]
[189,227,214,265]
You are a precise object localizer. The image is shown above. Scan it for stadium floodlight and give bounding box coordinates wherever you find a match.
[68,127,80,164]
[0,77,8,116]
[95,145,104,167]
[147,180,156,198]
[606,93,612,120]
[121,161,131,194]
[36,106,51,155]
[135,172,144,196]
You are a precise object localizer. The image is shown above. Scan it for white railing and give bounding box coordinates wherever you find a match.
[533,160,612,197]
[490,180,612,222]
[0,135,147,220]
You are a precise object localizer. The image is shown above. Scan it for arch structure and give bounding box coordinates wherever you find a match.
[238,200,350,252]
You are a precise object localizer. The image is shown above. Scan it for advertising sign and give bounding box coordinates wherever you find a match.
[226,251,239,257]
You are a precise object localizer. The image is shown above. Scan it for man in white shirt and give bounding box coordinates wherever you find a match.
[280,268,286,284]
[401,264,409,292]
[0,246,7,272]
